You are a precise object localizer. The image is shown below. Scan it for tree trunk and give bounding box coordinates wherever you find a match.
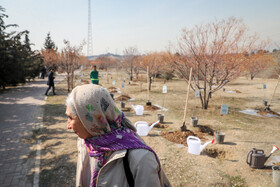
[199,92,204,109]
[250,74,254,80]
[202,67,208,109]
[70,70,74,90]
[130,67,133,81]
[67,72,70,92]
[202,103,207,109]
[203,85,207,109]
[149,77,152,91]
[204,92,211,109]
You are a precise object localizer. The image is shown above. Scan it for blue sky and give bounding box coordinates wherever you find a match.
[1,0,280,55]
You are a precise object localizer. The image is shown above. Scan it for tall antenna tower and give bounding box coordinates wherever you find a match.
[87,0,93,56]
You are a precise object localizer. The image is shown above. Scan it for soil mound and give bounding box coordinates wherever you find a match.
[197,125,215,136]
[121,107,132,112]
[234,89,242,93]
[161,129,203,146]
[154,123,169,128]
[203,148,226,159]
[257,109,280,117]
[273,162,280,166]
[109,90,118,93]
[107,86,117,90]
[115,95,131,101]
[81,80,90,84]
[144,105,160,111]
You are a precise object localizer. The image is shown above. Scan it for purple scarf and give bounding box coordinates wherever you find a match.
[84,127,161,187]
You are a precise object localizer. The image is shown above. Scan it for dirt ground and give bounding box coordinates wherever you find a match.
[38,69,280,187]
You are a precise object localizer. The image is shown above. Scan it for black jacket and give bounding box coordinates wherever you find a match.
[47,71,55,86]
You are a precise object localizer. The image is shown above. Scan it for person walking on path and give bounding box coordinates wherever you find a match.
[45,68,56,96]
[40,66,47,79]
[65,84,171,187]
[90,65,99,85]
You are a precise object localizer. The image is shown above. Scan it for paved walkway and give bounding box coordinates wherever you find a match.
[0,76,64,187]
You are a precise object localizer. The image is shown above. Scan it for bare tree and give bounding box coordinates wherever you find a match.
[138,52,164,91]
[123,47,139,81]
[132,56,142,80]
[93,56,116,71]
[245,50,274,80]
[158,52,175,80]
[272,43,280,76]
[60,40,84,92]
[173,17,269,109]
[41,48,59,70]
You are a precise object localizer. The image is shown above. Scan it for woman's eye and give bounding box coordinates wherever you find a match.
[68,116,72,120]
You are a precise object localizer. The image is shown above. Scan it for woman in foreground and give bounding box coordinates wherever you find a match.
[65,84,171,187]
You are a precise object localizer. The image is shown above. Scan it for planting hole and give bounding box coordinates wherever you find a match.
[144,105,160,111]
[115,95,131,101]
[203,148,226,159]
[154,123,169,128]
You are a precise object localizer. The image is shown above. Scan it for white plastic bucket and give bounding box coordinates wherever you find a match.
[134,121,149,136]
[187,136,202,155]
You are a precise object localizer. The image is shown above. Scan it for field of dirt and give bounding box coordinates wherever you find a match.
[39,69,280,186]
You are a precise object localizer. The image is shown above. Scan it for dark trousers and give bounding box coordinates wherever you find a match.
[45,84,55,95]
[41,73,45,79]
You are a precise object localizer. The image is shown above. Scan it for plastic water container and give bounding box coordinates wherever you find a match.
[132,105,144,115]
[187,136,202,155]
[134,121,149,136]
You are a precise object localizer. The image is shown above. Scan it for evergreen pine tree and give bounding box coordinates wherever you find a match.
[0,6,42,89]
[43,32,57,50]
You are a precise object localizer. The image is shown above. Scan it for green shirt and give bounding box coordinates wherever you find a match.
[90,70,99,85]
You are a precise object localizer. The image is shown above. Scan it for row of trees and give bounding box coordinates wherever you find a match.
[0,6,43,89]
[93,17,277,109]
[0,7,276,109]
[0,6,89,91]
[40,33,88,92]
[92,51,174,90]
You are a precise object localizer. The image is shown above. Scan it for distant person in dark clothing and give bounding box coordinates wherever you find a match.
[90,65,99,85]
[41,67,47,79]
[45,68,56,96]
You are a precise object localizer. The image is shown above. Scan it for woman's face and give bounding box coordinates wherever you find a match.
[66,106,92,139]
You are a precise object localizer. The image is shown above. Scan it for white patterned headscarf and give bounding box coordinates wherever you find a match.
[71,84,135,136]
[70,84,161,187]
